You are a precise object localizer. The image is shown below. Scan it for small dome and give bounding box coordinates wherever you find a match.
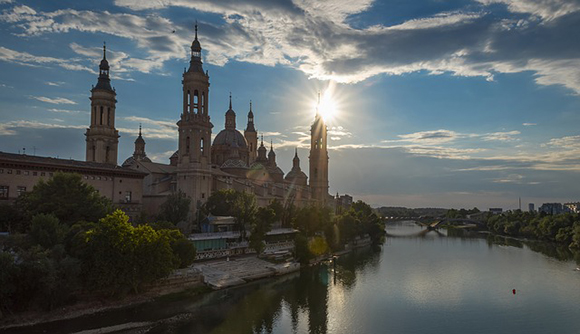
[213,129,248,148]
[100,58,109,70]
[170,150,179,159]
[191,39,201,51]
[268,166,284,175]
[122,156,135,167]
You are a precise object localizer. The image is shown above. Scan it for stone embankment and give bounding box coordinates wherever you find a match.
[193,256,300,289]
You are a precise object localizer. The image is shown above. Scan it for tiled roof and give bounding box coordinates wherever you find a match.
[0,151,147,177]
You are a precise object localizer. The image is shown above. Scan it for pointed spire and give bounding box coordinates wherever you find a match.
[261,134,264,146]
[229,92,232,110]
[316,91,321,116]
[138,123,142,137]
[250,100,252,112]
[270,139,273,150]
[294,147,298,157]
[194,20,198,41]
[103,41,106,60]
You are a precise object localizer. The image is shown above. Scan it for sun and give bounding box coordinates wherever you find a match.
[317,90,338,123]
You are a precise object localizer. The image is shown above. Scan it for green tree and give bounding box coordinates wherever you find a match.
[83,210,176,295]
[203,189,239,216]
[16,172,112,226]
[250,207,275,254]
[157,190,191,225]
[29,213,68,249]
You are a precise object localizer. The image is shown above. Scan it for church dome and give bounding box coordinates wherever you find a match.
[122,155,151,167]
[221,158,248,169]
[213,129,248,148]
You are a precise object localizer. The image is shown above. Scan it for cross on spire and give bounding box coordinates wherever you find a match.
[229,92,232,110]
[103,41,106,59]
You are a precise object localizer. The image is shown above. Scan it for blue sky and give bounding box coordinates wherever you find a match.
[1,0,580,209]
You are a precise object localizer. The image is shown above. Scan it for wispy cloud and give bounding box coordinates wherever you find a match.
[0,120,85,136]
[523,122,536,126]
[46,81,64,86]
[31,96,77,105]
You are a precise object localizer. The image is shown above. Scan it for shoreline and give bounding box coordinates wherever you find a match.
[0,255,299,330]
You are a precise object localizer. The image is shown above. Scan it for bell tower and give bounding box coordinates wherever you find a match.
[85,43,119,165]
[309,95,329,204]
[176,23,213,208]
[244,101,258,163]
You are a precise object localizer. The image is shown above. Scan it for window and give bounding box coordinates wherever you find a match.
[186,136,190,154]
[193,90,199,114]
[84,175,88,179]
[33,171,37,176]
[187,90,191,112]
[0,186,8,199]
[200,137,205,155]
[16,170,21,175]
[125,191,132,203]
[107,107,111,126]
[24,171,29,176]
[7,170,12,174]
[17,186,26,196]
[202,92,205,114]
[100,106,104,125]
[0,169,3,174]
[202,193,205,199]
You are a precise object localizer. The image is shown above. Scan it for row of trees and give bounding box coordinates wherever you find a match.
[484,210,580,249]
[0,173,196,316]
[202,189,385,264]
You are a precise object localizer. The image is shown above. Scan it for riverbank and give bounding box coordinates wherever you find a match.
[0,256,299,330]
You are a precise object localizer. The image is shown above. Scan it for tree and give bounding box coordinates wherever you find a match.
[83,210,176,295]
[16,172,112,226]
[250,207,275,254]
[29,213,68,249]
[157,190,191,225]
[204,189,258,240]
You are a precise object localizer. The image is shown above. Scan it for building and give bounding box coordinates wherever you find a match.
[528,203,535,213]
[489,208,503,215]
[335,193,353,214]
[122,25,331,217]
[538,203,570,215]
[1,27,333,224]
[0,44,146,219]
[0,151,145,218]
[564,202,580,213]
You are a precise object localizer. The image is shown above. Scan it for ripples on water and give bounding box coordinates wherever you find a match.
[8,221,580,334]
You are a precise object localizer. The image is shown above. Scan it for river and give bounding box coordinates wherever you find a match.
[4,221,580,334]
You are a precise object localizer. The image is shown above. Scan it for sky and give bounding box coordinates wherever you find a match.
[1,0,580,210]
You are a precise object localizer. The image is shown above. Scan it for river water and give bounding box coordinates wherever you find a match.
[5,221,580,334]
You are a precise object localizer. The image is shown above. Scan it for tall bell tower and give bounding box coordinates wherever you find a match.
[309,96,329,205]
[85,43,119,165]
[176,24,213,208]
[244,101,258,164]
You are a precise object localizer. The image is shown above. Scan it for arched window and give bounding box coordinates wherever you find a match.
[107,107,111,126]
[100,106,104,125]
[105,146,110,162]
[200,137,205,155]
[193,90,199,114]
[187,90,191,113]
[201,92,205,114]
[186,136,190,154]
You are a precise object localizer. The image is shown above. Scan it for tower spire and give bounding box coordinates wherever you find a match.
[195,21,198,41]
[139,123,142,137]
[103,41,106,60]
[229,92,232,110]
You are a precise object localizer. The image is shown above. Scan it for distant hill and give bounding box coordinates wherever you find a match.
[375,207,448,218]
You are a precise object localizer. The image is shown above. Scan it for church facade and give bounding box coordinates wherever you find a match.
[121,26,332,217]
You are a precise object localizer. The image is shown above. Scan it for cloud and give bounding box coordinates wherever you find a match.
[3,1,579,93]
[0,46,96,74]
[47,108,83,113]
[46,81,64,86]
[31,96,77,105]
[523,122,536,126]
[476,0,580,20]
[0,120,85,136]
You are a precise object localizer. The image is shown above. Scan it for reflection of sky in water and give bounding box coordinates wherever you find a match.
[18,222,580,334]
[319,222,580,334]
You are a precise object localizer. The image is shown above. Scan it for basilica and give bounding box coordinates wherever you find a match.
[85,26,332,217]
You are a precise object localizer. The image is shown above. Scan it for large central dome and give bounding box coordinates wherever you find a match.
[213,128,248,148]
